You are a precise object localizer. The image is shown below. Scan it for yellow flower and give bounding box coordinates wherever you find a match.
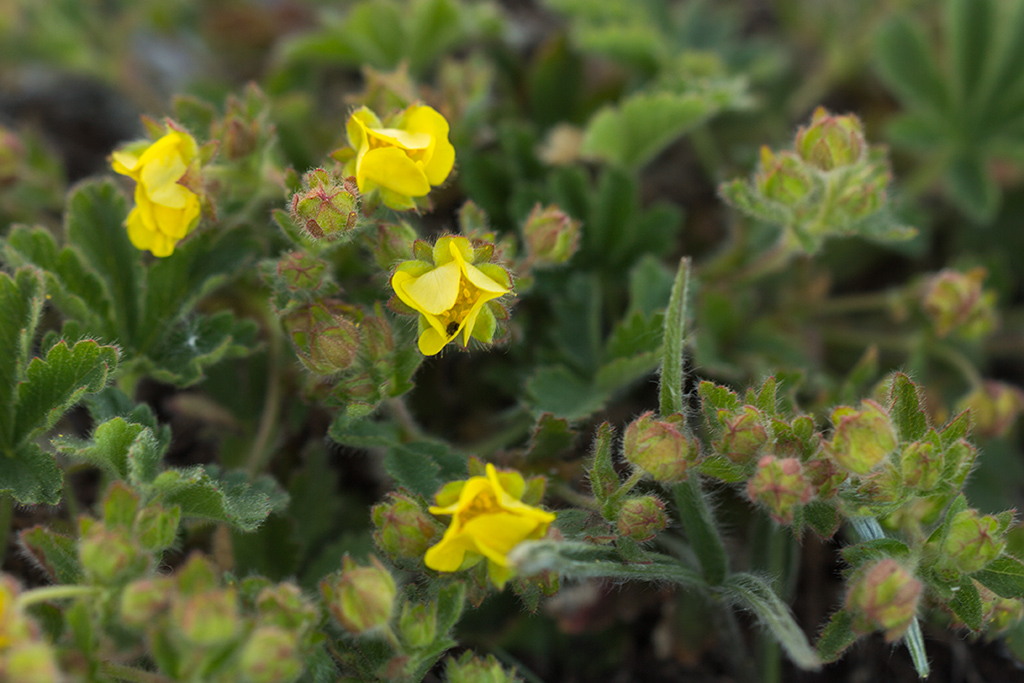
[345,104,455,211]
[391,236,511,356]
[425,464,556,588]
[112,128,201,257]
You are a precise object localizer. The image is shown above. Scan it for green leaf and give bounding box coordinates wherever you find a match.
[816,609,858,663]
[384,443,443,498]
[0,443,63,505]
[407,0,467,73]
[722,572,821,671]
[627,255,674,317]
[888,373,928,442]
[595,352,661,393]
[946,153,1000,224]
[885,112,947,151]
[20,526,83,584]
[525,365,608,421]
[155,466,288,532]
[947,0,995,109]
[950,576,983,631]
[13,340,118,446]
[873,16,950,116]
[803,501,840,540]
[605,311,664,359]
[328,415,401,449]
[840,538,911,568]
[659,258,691,416]
[673,477,728,585]
[974,555,1024,599]
[695,455,747,483]
[435,582,467,635]
[0,268,44,448]
[940,411,972,448]
[64,180,143,343]
[525,414,577,464]
[145,312,259,387]
[588,423,618,505]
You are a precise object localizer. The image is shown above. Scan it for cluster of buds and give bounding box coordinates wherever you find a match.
[322,555,397,635]
[521,203,581,268]
[212,83,273,161]
[846,559,922,641]
[622,412,700,483]
[921,268,997,339]
[446,652,524,683]
[712,405,769,464]
[289,168,360,241]
[794,109,866,171]
[957,381,1024,438]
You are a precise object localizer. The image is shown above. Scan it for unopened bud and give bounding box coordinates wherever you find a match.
[804,456,847,499]
[277,251,327,292]
[795,108,866,171]
[239,626,303,683]
[900,441,942,492]
[398,600,437,648]
[372,493,442,561]
[256,583,318,636]
[846,559,922,641]
[446,652,523,683]
[616,495,668,542]
[121,578,175,628]
[714,405,768,464]
[172,589,240,646]
[922,268,997,339]
[367,221,418,269]
[79,523,148,585]
[323,555,396,634]
[522,204,580,267]
[0,642,61,683]
[978,583,1024,633]
[360,312,395,362]
[855,462,902,506]
[828,400,897,475]
[746,456,813,524]
[290,168,359,240]
[284,301,361,375]
[958,381,1024,439]
[135,504,180,552]
[942,509,1004,574]
[222,115,259,160]
[755,148,812,204]
[623,412,699,483]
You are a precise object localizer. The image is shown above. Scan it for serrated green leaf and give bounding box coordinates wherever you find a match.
[0,268,44,448]
[328,414,401,449]
[156,466,288,532]
[950,576,983,631]
[384,444,443,498]
[873,16,950,117]
[889,373,928,442]
[803,501,840,539]
[0,443,63,505]
[974,555,1024,599]
[946,153,1000,224]
[816,609,858,663]
[525,414,577,463]
[525,365,608,421]
[20,526,83,584]
[146,312,259,387]
[13,340,118,447]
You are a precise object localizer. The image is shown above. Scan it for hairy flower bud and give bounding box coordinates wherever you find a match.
[755,148,812,204]
[942,509,1004,574]
[846,559,922,641]
[746,456,813,524]
[284,301,361,375]
[522,204,580,267]
[714,405,768,464]
[239,626,303,683]
[120,578,175,628]
[795,108,866,171]
[922,268,997,339]
[367,221,418,270]
[0,642,61,683]
[900,441,942,492]
[446,652,524,683]
[623,412,699,483]
[79,523,148,585]
[290,168,359,240]
[277,251,327,292]
[827,400,897,475]
[398,600,437,649]
[323,555,397,634]
[256,583,318,636]
[616,495,668,542]
[172,589,240,646]
[957,381,1024,439]
[135,504,180,552]
[372,493,442,561]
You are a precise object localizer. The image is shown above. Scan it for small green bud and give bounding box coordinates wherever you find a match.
[714,405,768,464]
[289,168,359,240]
[746,456,813,524]
[277,251,327,292]
[367,221,418,269]
[174,553,220,594]
[239,626,303,683]
[922,268,997,339]
[445,652,523,683]
[957,381,1024,439]
[827,400,897,475]
[622,412,699,483]
[102,481,140,529]
[900,441,942,492]
[256,583,318,636]
[398,600,437,648]
[221,114,259,161]
[834,160,889,219]
[522,204,580,267]
[803,456,847,499]
[79,523,148,585]
[794,107,866,171]
[172,589,240,646]
[372,493,443,562]
[616,495,668,542]
[322,555,397,634]
[135,504,180,552]
[942,509,1005,574]
[755,148,812,204]
[0,642,61,683]
[120,578,175,628]
[284,301,361,375]
[846,559,922,641]
[360,312,395,362]
[855,462,902,505]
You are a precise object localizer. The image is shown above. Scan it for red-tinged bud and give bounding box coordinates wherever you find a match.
[616,495,668,542]
[755,148,813,204]
[746,456,813,524]
[277,251,327,292]
[942,509,1005,574]
[367,221,418,270]
[446,652,524,683]
[284,301,361,375]
[957,381,1024,438]
[827,400,897,475]
[795,107,866,171]
[804,455,848,499]
[846,559,922,641]
[289,168,359,240]
[372,493,443,562]
[900,441,942,492]
[623,412,699,483]
[79,523,148,585]
[120,578,175,628]
[522,204,580,267]
[714,405,768,463]
[240,626,303,683]
[397,600,437,649]
[922,268,997,339]
[322,555,397,634]
[855,462,902,505]
[977,583,1024,633]
[135,504,180,552]
[360,312,395,362]
[221,115,259,160]
[0,642,61,683]
[256,583,318,636]
[172,589,240,646]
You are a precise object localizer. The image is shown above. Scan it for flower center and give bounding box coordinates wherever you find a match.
[459,488,500,522]
[438,280,482,332]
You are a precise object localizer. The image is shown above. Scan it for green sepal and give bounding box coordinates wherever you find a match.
[20,526,84,584]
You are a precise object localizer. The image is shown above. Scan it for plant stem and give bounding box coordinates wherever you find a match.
[673,477,728,586]
[247,307,284,477]
[930,342,984,389]
[550,482,600,512]
[17,584,100,607]
[100,662,172,683]
[0,495,12,567]
[386,397,424,442]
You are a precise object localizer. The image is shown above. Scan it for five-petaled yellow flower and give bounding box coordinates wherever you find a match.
[425,464,556,588]
[344,104,455,211]
[391,235,511,356]
[112,128,201,257]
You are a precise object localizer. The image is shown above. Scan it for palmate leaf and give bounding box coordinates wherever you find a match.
[20,526,83,584]
[0,268,44,446]
[0,442,63,505]
[144,312,260,387]
[153,465,288,533]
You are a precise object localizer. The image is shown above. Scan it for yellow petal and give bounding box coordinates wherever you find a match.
[346,107,381,152]
[401,260,460,315]
[111,150,141,177]
[357,147,431,199]
[418,326,450,356]
[403,105,455,186]
[424,528,477,572]
[464,262,509,294]
[366,126,432,150]
[140,155,189,208]
[462,513,544,566]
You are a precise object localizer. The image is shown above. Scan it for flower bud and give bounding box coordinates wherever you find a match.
[834,161,889,219]
[172,589,240,646]
[398,600,437,649]
[794,108,866,171]
[446,652,523,683]
[957,381,1024,439]
[846,559,922,641]
[616,495,668,542]
[827,400,897,475]
[978,583,1024,633]
[322,555,397,634]
[623,412,699,483]
[522,204,580,267]
[222,115,259,161]
[922,268,996,339]
[900,441,942,492]
[855,462,902,506]
[277,251,327,292]
[803,456,847,499]
[120,578,175,628]
[284,301,361,375]
[360,312,395,362]
[79,523,148,585]
[239,626,303,683]
[367,221,418,269]
[755,148,812,204]
[941,509,1004,574]
[135,504,180,552]
[0,642,61,683]
[256,583,318,636]
[372,493,442,561]
[714,405,768,464]
[746,456,813,524]
[289,168,359,240]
